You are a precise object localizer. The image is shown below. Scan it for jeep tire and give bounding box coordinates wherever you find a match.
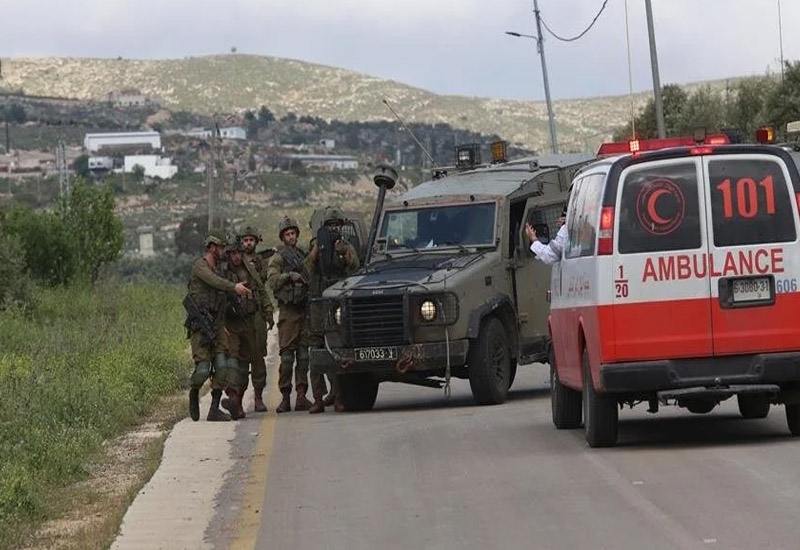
[468,316,511,405]
[786,403,800,436]
[738,394,770,419]
[550,348,582,429]
[338,373,379,412]
[582,349,618,447]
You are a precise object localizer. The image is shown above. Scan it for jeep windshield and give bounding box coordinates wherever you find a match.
[379,202,496,251]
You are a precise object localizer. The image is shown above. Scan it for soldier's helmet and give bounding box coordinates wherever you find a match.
[278,216,300,240]
[321,206,346,226]
[237,225,262,242]
[204,229,228,248]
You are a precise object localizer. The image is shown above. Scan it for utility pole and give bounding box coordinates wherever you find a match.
[56,139,69,198]
[778,0,785,83]
[645,0,666,139]
[532,0,559,154]
[206,136,215,232]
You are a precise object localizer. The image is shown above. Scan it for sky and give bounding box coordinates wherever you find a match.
[1,0,798,101]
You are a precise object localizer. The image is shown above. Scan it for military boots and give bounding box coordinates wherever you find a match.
[189,387,200,421]
[276,391,292,413]
[221,389,245,420]
[295,384,312,411]
[309,398,325,414]
[207,389,231,421]
[253,387,267,412]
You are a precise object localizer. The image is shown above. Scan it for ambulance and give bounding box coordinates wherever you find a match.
[547,134,800,447]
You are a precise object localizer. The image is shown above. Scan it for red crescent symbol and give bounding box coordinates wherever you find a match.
[647,189,671,224]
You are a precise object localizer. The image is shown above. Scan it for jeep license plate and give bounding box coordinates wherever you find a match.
[354,347,398,362]
[732,277,771,303]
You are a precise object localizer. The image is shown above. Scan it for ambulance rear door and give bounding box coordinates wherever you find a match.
[611,157,714,361]
[702,151,800,355]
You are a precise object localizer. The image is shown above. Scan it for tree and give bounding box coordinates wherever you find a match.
[73,154,90,178]
[676,85,726,135]
[60,181,124,282]
[613,84,689,140]
[132,164,146,181]
[10,208,77,286]
[0,206,29,304]
[764,61,800,140]
[257,105,275,127]
[174,215,207,256]
[726,77,775,139]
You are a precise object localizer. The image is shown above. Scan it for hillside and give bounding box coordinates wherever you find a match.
[0,54,662,152]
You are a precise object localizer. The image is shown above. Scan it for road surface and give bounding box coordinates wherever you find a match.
[114,340,800,550]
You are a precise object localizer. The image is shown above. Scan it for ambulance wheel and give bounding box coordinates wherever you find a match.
[737,395,770,419]
[550,348,582,429]
[785,404,800,436]
[582,349,618,447]
[468,316,511,405]
[338,374,379,412]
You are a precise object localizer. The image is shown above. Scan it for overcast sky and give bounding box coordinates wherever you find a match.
[1,0,798,101]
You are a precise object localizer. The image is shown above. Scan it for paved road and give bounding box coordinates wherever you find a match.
[115,345,800,550]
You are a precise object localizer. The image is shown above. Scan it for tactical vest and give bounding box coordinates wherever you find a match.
[275,246,309,305]
[187,258,226,314]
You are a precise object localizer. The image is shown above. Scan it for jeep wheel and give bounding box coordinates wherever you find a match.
[683,399,716,414]
[508,363,518,389]
[468,316,511,405]
[582,349,618,447]
[338,373,379,412]
[786,404,800,436]
[738,395,770,419]
[550,348,581,429]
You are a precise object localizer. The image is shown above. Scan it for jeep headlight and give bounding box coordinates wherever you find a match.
[334,306,342,325]
[420,300,437,321]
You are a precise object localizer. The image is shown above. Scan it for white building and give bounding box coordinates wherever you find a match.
[84,131,161,153]
[181,128,212,139]
[124,155,178,179]
[138,226,155,258]
[219,126,247,140]
[88,156,114,172]
[287,154,358,171]
[319,138,335,149]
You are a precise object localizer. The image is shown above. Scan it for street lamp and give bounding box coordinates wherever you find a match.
[506,3,559,155]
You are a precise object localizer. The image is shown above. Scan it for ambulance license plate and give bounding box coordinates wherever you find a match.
[354,346,398,362]
[731,277,771,303]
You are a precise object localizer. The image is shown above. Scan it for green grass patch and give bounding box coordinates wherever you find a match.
[0,282,191,548]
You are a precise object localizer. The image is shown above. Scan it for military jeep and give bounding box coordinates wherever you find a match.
[310,148,592,410]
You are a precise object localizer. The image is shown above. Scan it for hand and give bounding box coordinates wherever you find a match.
[266,315,275,331]
[556,216,566,229]
[525,223,536,242]
[334,239,346,253]
[309,242,320,261]
[289,272,304,283]
[234,282,250,297]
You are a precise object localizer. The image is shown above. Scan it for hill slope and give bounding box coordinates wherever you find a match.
[2,54,706,151]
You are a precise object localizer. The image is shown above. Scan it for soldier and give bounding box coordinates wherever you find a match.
[184,230,250,422]
[307,207,361,413]
[237,226,275,412]
[267,216,325,413]
[220,241,259,419]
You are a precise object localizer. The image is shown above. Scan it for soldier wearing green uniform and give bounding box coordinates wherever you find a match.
[307,207,361,413]
[267,217,325,413]
[184,231,251,422]
[237,226,275,412]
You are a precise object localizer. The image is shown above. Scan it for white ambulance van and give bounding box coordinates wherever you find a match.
[548,136,800,447]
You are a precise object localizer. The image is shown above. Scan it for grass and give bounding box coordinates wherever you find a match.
[0,282,191,548]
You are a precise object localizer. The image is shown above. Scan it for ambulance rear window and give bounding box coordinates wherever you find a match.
[708,158,796,247]
[618,162,702,254]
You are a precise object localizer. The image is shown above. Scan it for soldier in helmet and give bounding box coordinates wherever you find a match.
[267,216,324,413]
[184,230,251,422]
[236,225,275,412]
[307,206,360,413]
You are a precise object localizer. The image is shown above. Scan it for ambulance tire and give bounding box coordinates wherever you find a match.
[338,373,379,412]
[550,348,582,429]
[468,316,511,406]
[582,349,618,448]
[737,395,770,419]
[785,404,800,436]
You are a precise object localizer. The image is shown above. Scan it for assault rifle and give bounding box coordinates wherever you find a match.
[182,294,217,347]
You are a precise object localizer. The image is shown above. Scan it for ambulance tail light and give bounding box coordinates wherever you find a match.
[598,206,615,255]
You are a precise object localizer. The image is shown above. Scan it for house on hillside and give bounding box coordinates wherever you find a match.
[219,127,247,140]
[84,131,162,153]
[286,154,358,171]
[123,154,178,179]
[104,88,154,107]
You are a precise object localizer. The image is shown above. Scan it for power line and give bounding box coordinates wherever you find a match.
[540,0,609,42]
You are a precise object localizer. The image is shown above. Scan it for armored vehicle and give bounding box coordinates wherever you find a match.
[310,145,593,410]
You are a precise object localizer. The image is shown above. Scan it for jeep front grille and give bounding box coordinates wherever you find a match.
[347,295,406,347]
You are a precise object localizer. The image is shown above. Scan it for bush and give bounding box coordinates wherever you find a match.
[0,283,190,546]
[0,208,28,307]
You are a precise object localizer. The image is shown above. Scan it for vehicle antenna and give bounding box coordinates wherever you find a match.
[382,99,438,168]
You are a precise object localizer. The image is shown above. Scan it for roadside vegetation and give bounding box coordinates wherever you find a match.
[0,183,191,548]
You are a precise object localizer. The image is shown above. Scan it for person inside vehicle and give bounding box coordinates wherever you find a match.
[525,203,567,265]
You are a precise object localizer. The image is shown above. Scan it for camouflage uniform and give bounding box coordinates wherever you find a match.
[307,207,361,413]
[267,217,324,412]
[242,247,275,401]
[185,231,243,422]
